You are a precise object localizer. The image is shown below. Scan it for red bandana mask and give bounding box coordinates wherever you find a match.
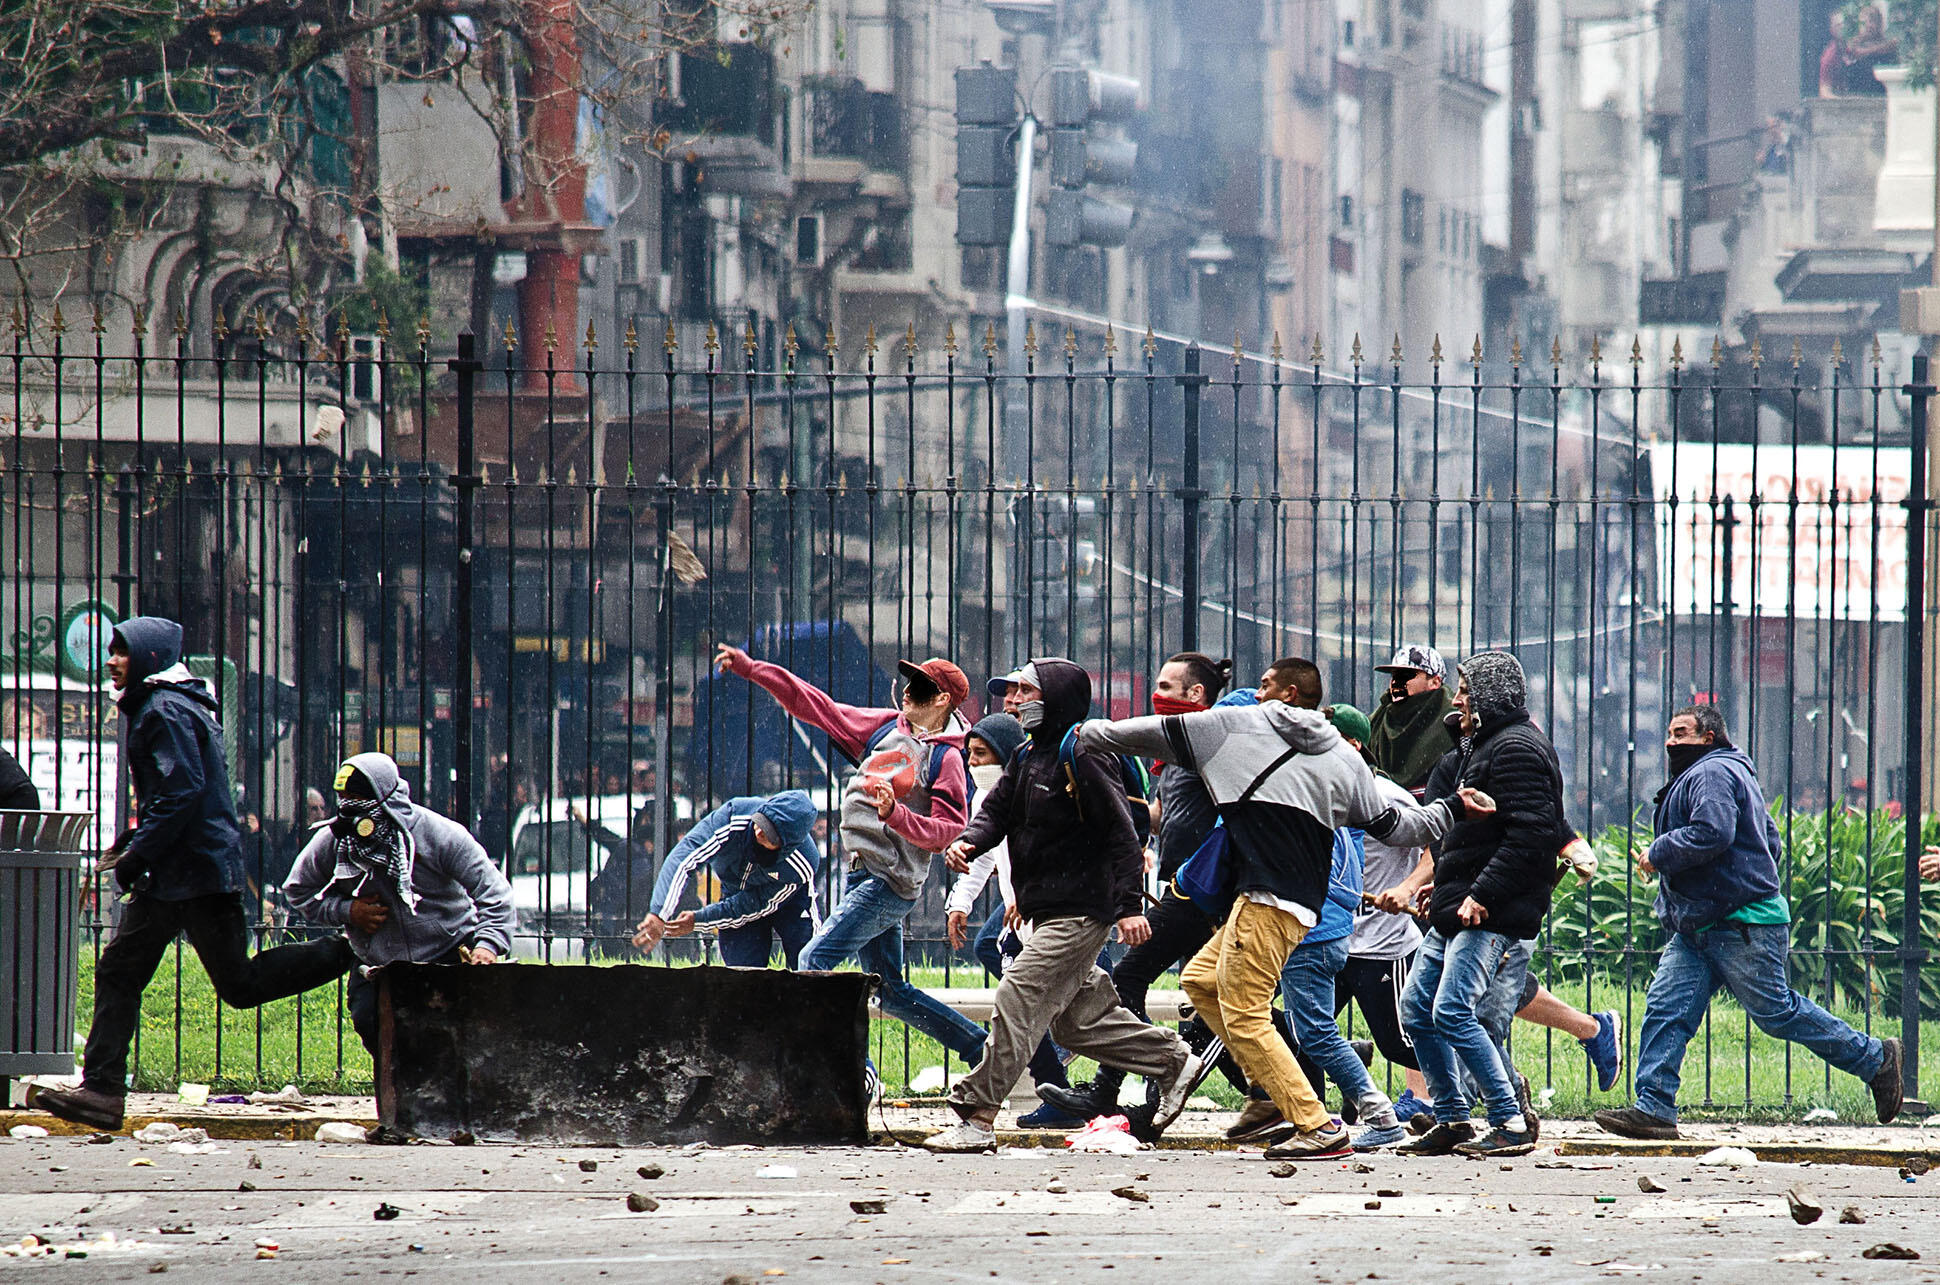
[1152,694,1209,718]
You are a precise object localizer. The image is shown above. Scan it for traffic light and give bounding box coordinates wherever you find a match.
[955,64,1018,247]
[1046,68,1139,248]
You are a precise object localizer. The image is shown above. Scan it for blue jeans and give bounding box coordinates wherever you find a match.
[1454,937,1532,1105]
[973,902,1010,977]
[1281,935,1378,1108]
[717,899,814,969]
[1401,927,1521,1126]
[1634,922,1884,1121]
[804,869,988,1062]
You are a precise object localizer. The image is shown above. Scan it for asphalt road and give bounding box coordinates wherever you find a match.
[2,1133,1937,1283]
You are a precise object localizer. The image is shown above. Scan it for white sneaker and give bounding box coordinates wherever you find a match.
[921,1118,997,1153]
[1152,1048,1209,1130]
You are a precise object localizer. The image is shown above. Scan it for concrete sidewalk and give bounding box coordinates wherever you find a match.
[6,1092,1940,1166]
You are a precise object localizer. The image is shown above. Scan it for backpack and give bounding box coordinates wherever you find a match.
[1012,726,1155,845]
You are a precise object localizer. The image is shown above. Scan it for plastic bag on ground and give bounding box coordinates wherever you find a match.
[1697,1146,1758,1167]
[1066,1114,1142,1154]
[133,1123,208,1146]
[315,1123,370,1144]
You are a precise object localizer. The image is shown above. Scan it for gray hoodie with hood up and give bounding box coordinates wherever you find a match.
[284,752,516,964]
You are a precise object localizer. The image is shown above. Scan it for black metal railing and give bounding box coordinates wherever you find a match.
[2,312,1933,1109]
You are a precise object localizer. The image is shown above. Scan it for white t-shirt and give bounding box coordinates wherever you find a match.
[1349,775,1427,960]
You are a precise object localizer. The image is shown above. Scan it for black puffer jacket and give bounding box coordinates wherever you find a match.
[957,658,1144,924]
[1423,653,1564,941]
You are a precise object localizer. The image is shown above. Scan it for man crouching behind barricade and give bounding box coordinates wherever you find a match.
[285,752,515,1062]
[631,789,821,967]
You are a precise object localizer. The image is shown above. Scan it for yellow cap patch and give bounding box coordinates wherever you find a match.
[333,762,356,791]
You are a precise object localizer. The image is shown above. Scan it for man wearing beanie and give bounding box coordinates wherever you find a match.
[926,659,1195,1152]
[284,752,515,1061]
[36,619,356,1131]
[712,643,988,1079]
[1397,652,1564,1158]
[633,789,822,968]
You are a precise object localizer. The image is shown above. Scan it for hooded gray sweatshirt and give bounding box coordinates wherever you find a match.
[285,752,516,964]
[1080,702,1457,919]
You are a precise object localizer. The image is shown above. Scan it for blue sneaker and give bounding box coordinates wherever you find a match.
[1391,1089,1433,1126]
[1351,1121,1408,1151]
[1015,1102,1088,1130]
[1583,1011,1622,1093]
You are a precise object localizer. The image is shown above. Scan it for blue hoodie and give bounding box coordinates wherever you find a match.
[1300,828,1367,946]
[650,791,820,931]
[1649,747,1784,935]
[111,616,244,901]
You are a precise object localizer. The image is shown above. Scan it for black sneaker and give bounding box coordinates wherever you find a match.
[1224,1096,1288,1142]
[1034,1081,1114,1121]
[1592,1106,1680,1140]
[1455,1125,1537,1158]
[1872,1038,1904,1123]
[1395,1121,1475,1155]
[31,1085,126,1131]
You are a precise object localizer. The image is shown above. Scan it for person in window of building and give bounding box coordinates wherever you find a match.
[1594,704,1903,1139]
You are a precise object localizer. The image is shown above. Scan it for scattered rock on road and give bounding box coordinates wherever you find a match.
[1863,1244,1920,1261]
[849,1200,887,1214]
[626,1193,659,1213]
[578,1159,598,1172]
[1637,1176,1666,1194]
[1111,1186,1149,1203]
[1841,1206,1867,1224]
[637,1164,665,1180]
[1785,1184,1823,1225]
[373,1203,401,1221]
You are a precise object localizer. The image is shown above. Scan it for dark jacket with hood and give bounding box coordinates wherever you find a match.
[284,752,515,964]
[649,790,821,931]
[957,659,1146,924]
[1424,652,1565,941]
[112,616,244,901]
[1648,745,1783,935]
[0,745,39,810]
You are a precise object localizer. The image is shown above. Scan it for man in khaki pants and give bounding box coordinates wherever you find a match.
[1081,663,1489,1159]
[923,658,1195,1153]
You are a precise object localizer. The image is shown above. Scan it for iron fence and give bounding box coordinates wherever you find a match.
[2,312,1934,1108]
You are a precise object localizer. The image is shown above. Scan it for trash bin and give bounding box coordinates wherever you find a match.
[0,811,95,1096]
